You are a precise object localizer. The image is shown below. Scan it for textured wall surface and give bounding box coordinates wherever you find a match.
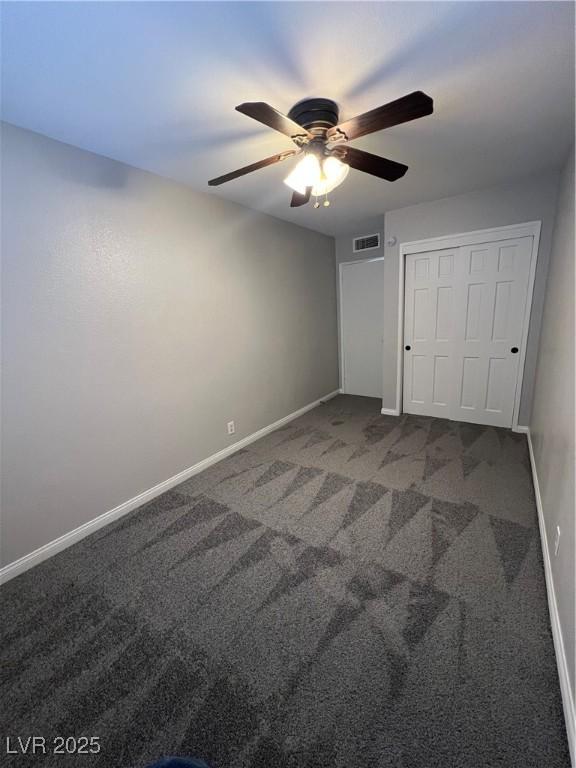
[382,173,561,422]
[1,123,338,566]
[530,146,575,708]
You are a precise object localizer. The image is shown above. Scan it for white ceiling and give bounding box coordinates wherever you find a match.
[2,1,574,236]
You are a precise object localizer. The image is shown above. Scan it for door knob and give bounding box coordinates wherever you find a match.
[405,345,411,351]
[511,347,519,354]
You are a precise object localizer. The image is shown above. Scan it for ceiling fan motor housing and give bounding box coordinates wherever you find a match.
[288,98,339,136]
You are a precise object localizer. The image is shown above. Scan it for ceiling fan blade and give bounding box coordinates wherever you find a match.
[339,146,408,181]
[290,187,312,208]
[327,91,433,142]
[208,149,299,186]
[236,102,313,144]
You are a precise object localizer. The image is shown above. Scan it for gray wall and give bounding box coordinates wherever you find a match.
[0,123,338,567]
[530,147,575,705]
[382,172,560,422]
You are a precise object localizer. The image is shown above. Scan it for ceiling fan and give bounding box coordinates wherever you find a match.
[208,91,433,208]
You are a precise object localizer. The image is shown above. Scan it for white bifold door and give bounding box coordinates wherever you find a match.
[403,237,533,427]
[341,258,384,398]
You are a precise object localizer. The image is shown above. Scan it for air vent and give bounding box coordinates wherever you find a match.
[353,233,380,252]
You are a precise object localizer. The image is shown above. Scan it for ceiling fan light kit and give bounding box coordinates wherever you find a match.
[208,92,433,209]
[283,153,349,197]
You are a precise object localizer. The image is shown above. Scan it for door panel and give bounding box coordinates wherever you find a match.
[485,357,507,412]
[341,259,384,398]
[412,288,429,340]
[403,249,457,417]
[410,355,428,403]
[403,237,533,427]
[492,281,512,340]
[451,237,532,426]
[465,283,484,340]
[435,286,453,341]
[432,355,451,406]
[460,356,480,409]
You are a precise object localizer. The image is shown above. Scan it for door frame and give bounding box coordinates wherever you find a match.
[394,221,542,431]
[339,256,385,395]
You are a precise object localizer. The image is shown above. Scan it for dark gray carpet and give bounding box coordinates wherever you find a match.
[1,395,570,767]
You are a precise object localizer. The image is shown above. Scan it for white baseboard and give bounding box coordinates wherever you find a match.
[525,428,575,766]
[0,388,341,586]
[381,407,401,416]
[513,424,530,434]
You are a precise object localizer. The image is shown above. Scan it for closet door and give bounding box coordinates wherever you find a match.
[451,237,532,427]
[403,248,458,418]
[403,237,532,427]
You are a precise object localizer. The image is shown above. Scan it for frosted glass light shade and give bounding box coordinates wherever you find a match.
[283,154,321,194]
[284,154,349,196]
[312,156,349,195]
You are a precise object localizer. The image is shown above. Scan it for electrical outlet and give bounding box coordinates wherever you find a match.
[554,526,561,557]
[227,421,235,436]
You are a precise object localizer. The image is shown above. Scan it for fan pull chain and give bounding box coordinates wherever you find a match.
[313,192,331,209]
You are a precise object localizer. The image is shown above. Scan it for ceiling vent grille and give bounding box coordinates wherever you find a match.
[353,233,380,252]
